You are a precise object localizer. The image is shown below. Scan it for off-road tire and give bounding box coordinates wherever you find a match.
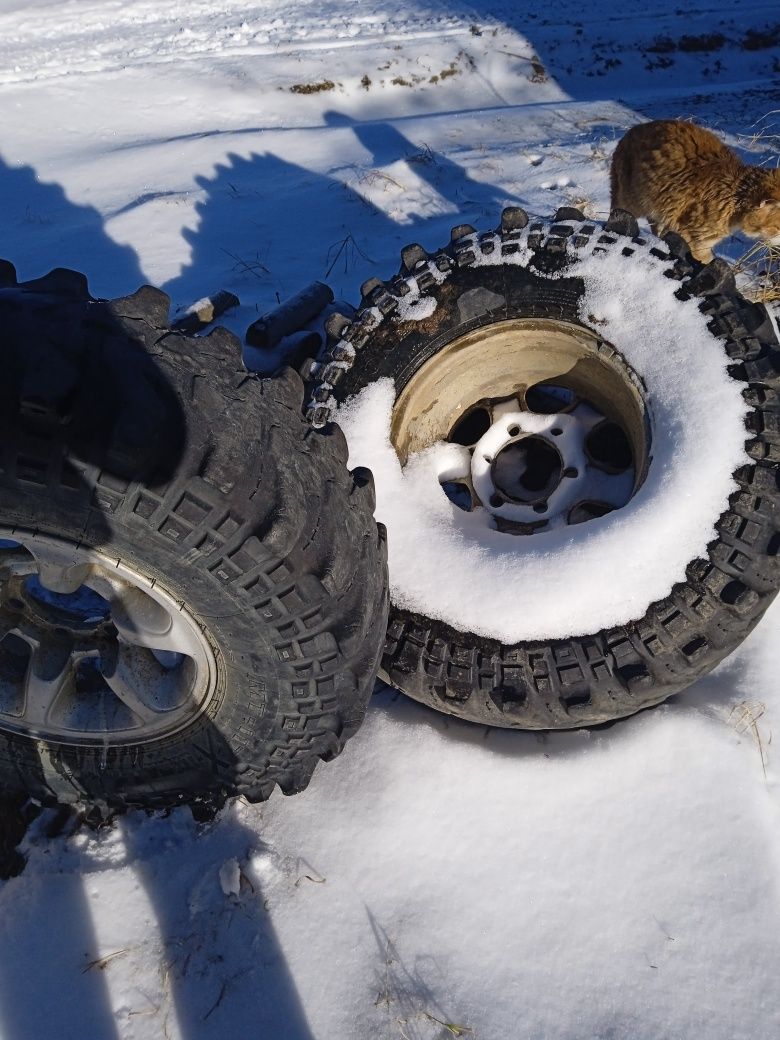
[0,262,388,812]
[307,208,780,729]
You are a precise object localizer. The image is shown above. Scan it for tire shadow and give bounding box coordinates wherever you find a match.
[0,153,145,298]
[161,113,511,320]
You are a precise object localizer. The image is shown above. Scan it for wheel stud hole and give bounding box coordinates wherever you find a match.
[563,467,578,479]
[533,502,548,514]
[550,427,563,437]
[489,494,504,508]
[507,425,520,437]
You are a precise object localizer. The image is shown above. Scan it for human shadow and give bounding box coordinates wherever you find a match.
[0,155,314,1037]
[0,823,123,1040]
[0,113,511,1036]
[122,806,314,1039]
[0,798,315,1040]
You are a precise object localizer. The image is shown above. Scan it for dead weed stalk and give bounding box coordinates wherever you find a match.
[728,700,771,779]
[732,240,780,303]
[325,232,373,278]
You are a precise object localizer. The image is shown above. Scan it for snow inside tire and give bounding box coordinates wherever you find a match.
[310,208,780,729]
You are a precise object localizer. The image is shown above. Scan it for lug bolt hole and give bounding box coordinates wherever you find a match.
[551,427,563,436]
[507,425,520,437]
[563,467,578,479]
[533,502,548,514]
[483,455,492,463]
[489,494,504,508]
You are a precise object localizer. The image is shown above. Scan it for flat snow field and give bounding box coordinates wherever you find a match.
[2,2,780,1038]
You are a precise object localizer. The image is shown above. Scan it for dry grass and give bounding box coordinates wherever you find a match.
[728,700,771,779]
[736,112,780,162]
[324,231,373,278]
[562,190,601,218]
[732,240,780,303]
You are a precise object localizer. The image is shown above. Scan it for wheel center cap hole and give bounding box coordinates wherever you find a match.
[492,436,563,504]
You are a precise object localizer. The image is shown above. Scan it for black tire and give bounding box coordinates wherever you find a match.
[0,262,388,813]
[307,207,780,729]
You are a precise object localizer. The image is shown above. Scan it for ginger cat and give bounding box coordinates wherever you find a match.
[610,119,780,263]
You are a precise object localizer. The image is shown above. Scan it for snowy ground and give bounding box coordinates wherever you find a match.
[2,1,780,1037]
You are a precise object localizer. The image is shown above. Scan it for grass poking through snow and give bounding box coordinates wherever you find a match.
[733,240,780,302]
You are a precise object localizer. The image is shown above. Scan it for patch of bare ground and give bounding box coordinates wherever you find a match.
[741,24,780,51]
[289,79,336,94]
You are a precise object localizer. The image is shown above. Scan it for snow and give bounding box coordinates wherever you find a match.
[7,645,780,1039]
[1,0,780,1038]
[218,857,242,897]
[338,238,750,641]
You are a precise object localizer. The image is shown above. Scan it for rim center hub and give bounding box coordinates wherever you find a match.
[471,411,586,526]
[492,436,563,505]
